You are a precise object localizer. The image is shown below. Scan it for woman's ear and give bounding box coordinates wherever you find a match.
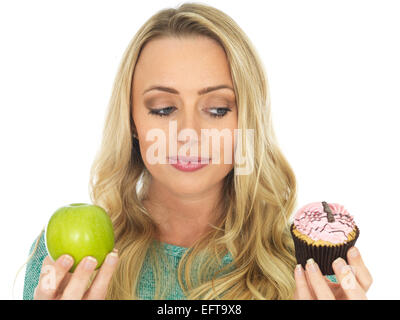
[132,123,138,139]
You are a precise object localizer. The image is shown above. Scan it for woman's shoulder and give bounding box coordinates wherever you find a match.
[23,229,48,300]
[29,229,47,258]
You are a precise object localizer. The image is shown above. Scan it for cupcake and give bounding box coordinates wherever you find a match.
[290,201,360,275]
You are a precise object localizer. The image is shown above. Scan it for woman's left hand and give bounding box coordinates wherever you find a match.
[293,246,373,300]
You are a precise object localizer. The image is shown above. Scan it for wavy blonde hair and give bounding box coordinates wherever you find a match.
[23,2,298,300]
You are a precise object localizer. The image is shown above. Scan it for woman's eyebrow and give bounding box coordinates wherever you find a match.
[142,84,234,95]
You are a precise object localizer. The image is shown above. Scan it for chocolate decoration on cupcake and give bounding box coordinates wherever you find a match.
[322,201,335,223]
[290,201,360,275]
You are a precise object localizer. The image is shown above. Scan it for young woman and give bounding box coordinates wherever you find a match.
[23,2,372,300]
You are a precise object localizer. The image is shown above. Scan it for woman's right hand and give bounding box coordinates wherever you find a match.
[33,249,119,300]
[293,246,372,300]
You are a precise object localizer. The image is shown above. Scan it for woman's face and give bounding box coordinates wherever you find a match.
[132,36,237,195]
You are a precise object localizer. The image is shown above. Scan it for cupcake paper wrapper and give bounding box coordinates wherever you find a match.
[290,223,360,275]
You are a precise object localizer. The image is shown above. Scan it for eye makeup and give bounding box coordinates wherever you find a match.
[147,105,232,118]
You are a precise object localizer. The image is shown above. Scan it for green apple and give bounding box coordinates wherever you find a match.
[45,203,115,272]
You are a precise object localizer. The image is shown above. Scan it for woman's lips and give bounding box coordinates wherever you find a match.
[167,156,211,172]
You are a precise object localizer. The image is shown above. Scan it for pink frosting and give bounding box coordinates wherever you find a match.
[293,202,356,244]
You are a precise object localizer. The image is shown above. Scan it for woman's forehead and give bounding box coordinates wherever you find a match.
[132,37,233,90]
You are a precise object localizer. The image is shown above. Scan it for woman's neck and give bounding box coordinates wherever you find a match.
[142,180,224,247]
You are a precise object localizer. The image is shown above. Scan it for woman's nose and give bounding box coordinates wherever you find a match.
[176,109,201,144]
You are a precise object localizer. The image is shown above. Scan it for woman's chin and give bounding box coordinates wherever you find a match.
[164,179,212,195]
[145,164,232,195]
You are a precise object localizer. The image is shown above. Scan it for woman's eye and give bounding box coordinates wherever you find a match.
[148,106,176,117]
[147,106,232,118]
[209,107,232,118]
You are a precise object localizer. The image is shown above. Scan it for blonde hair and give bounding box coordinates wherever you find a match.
[24,2,298,300]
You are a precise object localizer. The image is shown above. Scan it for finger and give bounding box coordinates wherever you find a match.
[293,264,314,300]
[325,278,347,300]
[34,255,74,300]
[84,249,119,300]
[60,256,98,300]
[346,247,373,292]
[57,272,73,296]
[332,257,367,300]
[305,258,335,300]
[303,269,318,299]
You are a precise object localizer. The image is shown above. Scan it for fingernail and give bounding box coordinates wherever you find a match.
[83,256,97,270]
[105,250,119,266]
[61,255,74,268]
[295,264,303,275]
[333,257,346,272]
[341,264,353,275]
[348,247,359,258]
[306,258,318,273]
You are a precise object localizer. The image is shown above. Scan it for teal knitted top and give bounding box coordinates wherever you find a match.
[23,232,338,299]
[23,231,234,300]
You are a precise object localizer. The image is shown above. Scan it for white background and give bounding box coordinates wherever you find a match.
[0,0,399,299]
